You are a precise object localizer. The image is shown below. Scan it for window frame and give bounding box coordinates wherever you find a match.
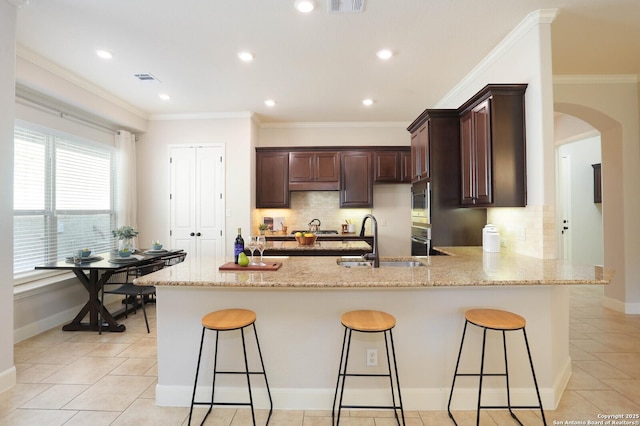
[13,121,118,282]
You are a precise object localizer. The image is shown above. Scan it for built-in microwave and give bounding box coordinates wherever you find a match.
[411,179,430,226]
[411,179,431,256]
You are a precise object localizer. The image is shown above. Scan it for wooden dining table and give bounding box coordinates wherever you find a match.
[35,249,183,332]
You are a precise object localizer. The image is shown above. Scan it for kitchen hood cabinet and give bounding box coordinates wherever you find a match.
[256,150,289,208]
[459,84,527,207]
[289,151,340,191]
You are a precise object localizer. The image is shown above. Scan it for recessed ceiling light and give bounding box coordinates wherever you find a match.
[376,49,393,60]
[362,98,374,106]
[265,99,276,107]
[158,93,171,101]
[294,0,316,13]
[238,51,254,62]
[96,49,112,60]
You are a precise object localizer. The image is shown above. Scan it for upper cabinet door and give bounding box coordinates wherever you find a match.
[373,149,412,183]
[459,84,527,207]
[289,151,340,190]
[256,151,290,208]
[460,100,492,206]
[340,151,373,208]
[410,121,429,182]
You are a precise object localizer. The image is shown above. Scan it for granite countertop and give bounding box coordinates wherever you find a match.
[134,247,613,289]
[263,240,371,252]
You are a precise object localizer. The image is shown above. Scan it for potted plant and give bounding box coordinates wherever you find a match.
[112,225,139,252]
[258,223,269,235]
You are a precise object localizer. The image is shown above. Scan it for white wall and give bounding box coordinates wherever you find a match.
[558,136,603,265]
[136,116,255,257]
[9,41,155,344]
[0,0,17,393]
[554,77,640,313]
[436,10,558,258]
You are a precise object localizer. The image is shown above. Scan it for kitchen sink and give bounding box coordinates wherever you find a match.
[337,259,425,268]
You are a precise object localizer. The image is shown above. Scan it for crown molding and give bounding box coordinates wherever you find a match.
[16,45,148,120]
[436,8,559,108]
[259,121,409,129]
[553,74,640,85]
[148,111,254,121]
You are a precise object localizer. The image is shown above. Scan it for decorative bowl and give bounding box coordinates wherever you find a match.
[118,250,132,258]
[152,243,163,251]
[295,234,317,246]
[80,249,91,258]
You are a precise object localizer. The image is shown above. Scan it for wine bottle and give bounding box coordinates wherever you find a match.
[234,227,244,264]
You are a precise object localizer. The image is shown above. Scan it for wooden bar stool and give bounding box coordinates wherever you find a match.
[188,308,272,426]
[332,309,405,425]
[447,309,547,426]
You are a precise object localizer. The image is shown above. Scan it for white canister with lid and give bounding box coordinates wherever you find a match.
[482,224,500,252]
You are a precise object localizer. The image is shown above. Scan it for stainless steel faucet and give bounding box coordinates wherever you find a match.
[360,214,379,267]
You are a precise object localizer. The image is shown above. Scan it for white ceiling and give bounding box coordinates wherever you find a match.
[14,0,640,124]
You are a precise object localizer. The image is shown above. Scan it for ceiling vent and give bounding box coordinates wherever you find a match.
[133,73,160,82]
[329,0,364,13]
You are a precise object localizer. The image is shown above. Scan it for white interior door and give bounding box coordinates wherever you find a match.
[169,145,225,257]
[194,146,224,256]
[559,155,572,260]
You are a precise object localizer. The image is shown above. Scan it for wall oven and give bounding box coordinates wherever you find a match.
[411,179,431,256]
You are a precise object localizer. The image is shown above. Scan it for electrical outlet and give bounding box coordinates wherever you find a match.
[366,349,378,367]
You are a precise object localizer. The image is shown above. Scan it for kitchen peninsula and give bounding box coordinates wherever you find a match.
[135,248,611,411]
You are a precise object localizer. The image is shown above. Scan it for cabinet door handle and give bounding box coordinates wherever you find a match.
[196,232,202,237]
[190,232,195,237]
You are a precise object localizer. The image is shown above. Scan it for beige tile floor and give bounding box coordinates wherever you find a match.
[2,285,639,425]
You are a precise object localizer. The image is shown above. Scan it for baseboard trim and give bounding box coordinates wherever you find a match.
[156,383,561,411]
[0,366,17,394]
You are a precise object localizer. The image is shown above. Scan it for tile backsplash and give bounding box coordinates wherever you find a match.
[254,191,372,234]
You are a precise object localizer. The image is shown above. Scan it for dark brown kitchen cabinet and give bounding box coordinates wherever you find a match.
[340,151,373,207]
[373,147,412,183]
[410,121,429,181]
[289,151,340,191]
[256,150,289,208]
[459,84,527,207]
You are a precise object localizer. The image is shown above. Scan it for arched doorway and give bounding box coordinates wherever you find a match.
[555,113,603,265]
[554,101,626,310]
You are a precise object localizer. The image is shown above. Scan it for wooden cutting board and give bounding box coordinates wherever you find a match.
[218,262,282,271]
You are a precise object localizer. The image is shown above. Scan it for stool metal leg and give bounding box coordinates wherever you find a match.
[447,320,469,425]
[239,326,256,425]
[502,330,517,422]
[188,327,207,426]
[335,328,353,425]
[386,329,405,425]
[523,328,547,425]
[332,327,349,425]
[252,323,273,424]
[476,328,488,426]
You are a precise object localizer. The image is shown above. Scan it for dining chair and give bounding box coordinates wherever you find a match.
[99,260,165,334]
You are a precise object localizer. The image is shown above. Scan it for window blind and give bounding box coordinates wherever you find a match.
[13,126,117,276]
